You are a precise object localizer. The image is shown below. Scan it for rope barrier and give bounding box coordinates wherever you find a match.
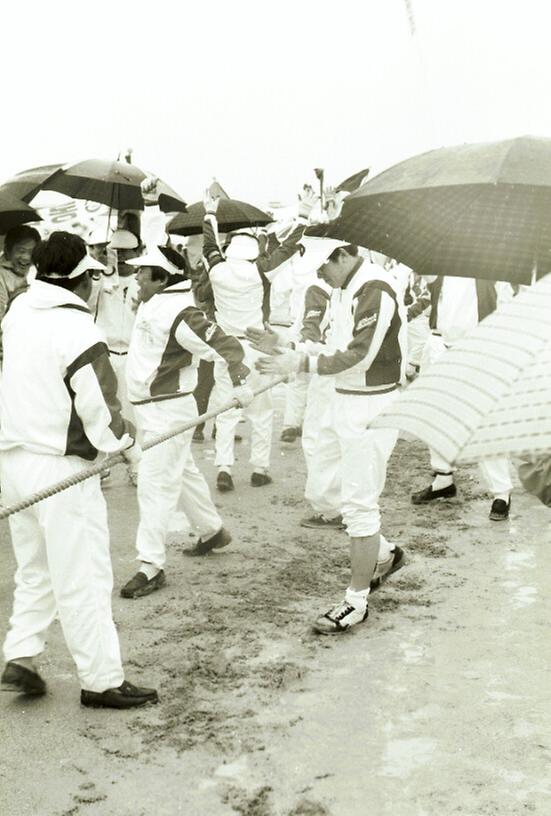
[0,376,287,521]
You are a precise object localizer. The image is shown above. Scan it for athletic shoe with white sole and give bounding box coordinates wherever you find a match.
[312,597,368,635]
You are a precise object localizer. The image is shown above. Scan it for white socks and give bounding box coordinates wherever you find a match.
[139,561,161,580]
[346,586,370,609]
[432,472,454,490]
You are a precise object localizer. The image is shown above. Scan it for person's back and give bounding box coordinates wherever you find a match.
[1,280,128,460]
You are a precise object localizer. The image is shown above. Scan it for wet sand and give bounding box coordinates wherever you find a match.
[1,400,550,816]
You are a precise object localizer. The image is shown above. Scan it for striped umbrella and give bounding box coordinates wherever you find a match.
[371,274,551,464]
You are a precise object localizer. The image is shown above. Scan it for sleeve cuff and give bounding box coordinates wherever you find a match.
[305,355,318,374]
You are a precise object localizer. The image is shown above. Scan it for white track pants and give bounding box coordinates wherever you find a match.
[283,373,309,428]
[134,396,222,569]
[422,334,513,496]
[211,341,273,471]
[303,376,341,517]
[1,448,124,693]
[110,352,135,429]
[305,387,398,536]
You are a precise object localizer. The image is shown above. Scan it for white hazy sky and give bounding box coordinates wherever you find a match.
[2,0,551,206]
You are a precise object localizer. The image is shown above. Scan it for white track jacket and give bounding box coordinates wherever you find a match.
[0,281,135,460]
[126,281,250,405]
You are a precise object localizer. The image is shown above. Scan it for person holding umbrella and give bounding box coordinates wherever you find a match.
[254,243,407,634]
[410,274,514,520]
[0,231,157,707]
[202,188,314,492]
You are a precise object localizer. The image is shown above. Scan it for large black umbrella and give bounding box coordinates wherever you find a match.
[307,136,551,284]
[168,199,272,236]
[0,160,187,213]
[0,164,63,203]
[0,192,41,234]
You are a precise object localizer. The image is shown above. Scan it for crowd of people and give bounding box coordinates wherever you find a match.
[0,183,517,709]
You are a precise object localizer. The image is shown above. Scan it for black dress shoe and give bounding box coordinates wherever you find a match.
[120,570,166,599]
[411,483,457,504]
[216,471,234,492]
[489,498,511,521]
[280,426,301,443]
[1,661,47,695]
[183,526,232,557]
[81,680,158,709]
[251,472,272,487]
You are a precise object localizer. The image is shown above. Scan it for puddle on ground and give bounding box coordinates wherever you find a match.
[381,737,437,777]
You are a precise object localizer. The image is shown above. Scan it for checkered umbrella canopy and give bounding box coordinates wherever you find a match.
[0,192,42,234]
[167,200,273,236]
[307,136,551,284]
[371,274,551,464]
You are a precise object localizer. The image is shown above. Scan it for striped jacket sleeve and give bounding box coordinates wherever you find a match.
[299,284,330,344]
[65,340,135,456]
[310,284,396,376]
[174,306,250,385]
[256,222,306,282]
[202,214,225,271]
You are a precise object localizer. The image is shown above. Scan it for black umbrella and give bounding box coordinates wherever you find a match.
[0,164,64,203]
[167,199,272,236]
[0,160,187,214]
[0,192,42,235]
[307,136,551,284]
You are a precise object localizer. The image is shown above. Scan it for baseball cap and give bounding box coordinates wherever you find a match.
[126,245,184,276]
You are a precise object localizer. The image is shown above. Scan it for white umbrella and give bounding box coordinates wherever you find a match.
[371,274,551,464]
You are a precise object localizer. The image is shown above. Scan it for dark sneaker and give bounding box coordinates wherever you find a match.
[280,426,301,443]
[370,546,406,592]
[81,680,158,709]
[300,514,345,530]
[192,427,205,443]
[313,598,368,635]
[1,661,47,696]
[489,498,511,521]
[183,527,232,557]
[251,472,272,487]
[216,471,234,492]
[120,570,166,599]
[411,483,457,504]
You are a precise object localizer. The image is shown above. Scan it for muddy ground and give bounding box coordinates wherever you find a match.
[1,391,551,816]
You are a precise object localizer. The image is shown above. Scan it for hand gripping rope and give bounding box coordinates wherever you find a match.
[0,376,287,521]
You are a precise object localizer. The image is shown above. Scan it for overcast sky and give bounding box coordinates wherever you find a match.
[2,0,551,207]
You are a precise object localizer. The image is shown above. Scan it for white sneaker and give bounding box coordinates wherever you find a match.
[313,596,368,635]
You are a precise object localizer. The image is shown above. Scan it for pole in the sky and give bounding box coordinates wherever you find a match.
[404,0,416,37]
[314,168,325,212]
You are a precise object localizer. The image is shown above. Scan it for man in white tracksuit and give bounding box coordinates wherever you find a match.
[257,244,407,634]
[202,189,314,492]
[0,231,157,708]
[411,275,514,521]
[121,246,253,599]
[92,228,142,485]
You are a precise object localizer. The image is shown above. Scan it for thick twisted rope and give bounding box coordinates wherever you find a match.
[0,376,286,521]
